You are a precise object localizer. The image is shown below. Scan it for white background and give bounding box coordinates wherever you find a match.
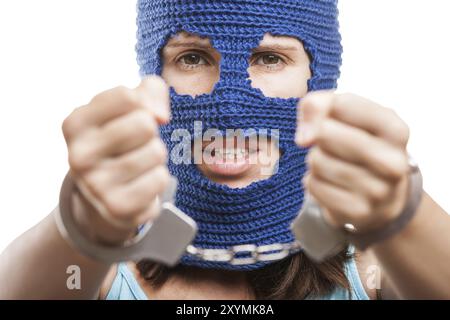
[0,0,449,252]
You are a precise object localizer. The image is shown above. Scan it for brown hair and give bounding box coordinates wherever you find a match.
[136,247,352,299]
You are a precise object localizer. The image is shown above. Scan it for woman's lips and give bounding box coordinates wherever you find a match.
[202,148,258,176]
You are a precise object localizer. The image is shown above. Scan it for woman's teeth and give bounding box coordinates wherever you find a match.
[215,148,247,160]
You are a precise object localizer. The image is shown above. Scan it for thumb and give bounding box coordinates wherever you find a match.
[296,90,335,147]
[136,75,171,125]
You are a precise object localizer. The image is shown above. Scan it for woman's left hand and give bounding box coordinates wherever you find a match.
[296,91,411,233]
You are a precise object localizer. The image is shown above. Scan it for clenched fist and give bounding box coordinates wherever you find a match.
[62,76,171,245]
[296,92,411,234]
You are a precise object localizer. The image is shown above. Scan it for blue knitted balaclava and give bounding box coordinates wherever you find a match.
[136,0,343,270]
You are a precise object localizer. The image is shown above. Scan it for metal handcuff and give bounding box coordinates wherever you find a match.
[55,174,197,266]
[55,173,301,266]
[290,156,423,262]
[55,156,422,266]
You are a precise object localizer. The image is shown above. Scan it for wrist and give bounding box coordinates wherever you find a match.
[352,175,410,235]
[55,172,197,265]
[71,189,137,246]
[347,157,423,251]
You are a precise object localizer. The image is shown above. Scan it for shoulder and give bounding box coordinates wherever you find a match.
[98,262,151,300]
[353,249,400,300]
[98,264,118,300]
[353,249,378,300]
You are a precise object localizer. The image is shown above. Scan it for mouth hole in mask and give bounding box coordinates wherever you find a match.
[247,33,313,99]
[160,31,221,97]
[192,130,282,189]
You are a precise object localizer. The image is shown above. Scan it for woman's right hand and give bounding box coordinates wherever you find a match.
[61,76,171,245]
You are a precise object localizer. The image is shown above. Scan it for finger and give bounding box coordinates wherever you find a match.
[68,109,158,171]
[63,86,144,141]
[100,166,170,220]
[93,196,161,230]
[89,138,168,185]
[307,147,394,204]
[314,118,409,180]
[304,173,372,229]
[63,76,170,141]
[331,93,410,147]
[136,76,171,125]
[135,199,163,226]
[101,198,162,229]
[296,90,335,146]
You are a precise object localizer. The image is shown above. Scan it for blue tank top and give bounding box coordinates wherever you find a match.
[105,254,370,300]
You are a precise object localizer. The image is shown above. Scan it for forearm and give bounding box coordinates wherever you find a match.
[0,208,111,299]
[372,192,450,299]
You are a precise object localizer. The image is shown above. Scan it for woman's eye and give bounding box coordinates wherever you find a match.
[252,53,285,71]
[261,54,281,65]
[178,53,208,67]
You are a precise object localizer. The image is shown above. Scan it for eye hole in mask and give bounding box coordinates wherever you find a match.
[161,31,221,97]
[247,33,313,99]
[160,32,306,189]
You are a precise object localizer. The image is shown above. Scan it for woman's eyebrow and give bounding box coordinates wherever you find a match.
[166,42,299,52]
[253,44,299,52]
[166,42,214,50]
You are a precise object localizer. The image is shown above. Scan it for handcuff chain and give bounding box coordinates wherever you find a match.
[185,240,302,265]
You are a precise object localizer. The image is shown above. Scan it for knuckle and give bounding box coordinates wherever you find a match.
[401,124,410,144]
[146,75,169,92]
[352,199,371,218]
[115,85,129,93]
[114,85,131,97]
[385,108,401,127]
[90,88,114,105]
[154,166,170,189]
[301,94,317,114]
[306,147,320,172]
[391,120,410,145]
[118,155,137,173]
[144,200,162,222]
[61,117,73,139]
[115,85,139,106]
[83,171,108,196]
[152,140,168,165]
[335,167,352,183]
[301,101,314,117]
[68,143,91,172]
[305,175,318,194]
[389,153,409,179]
[318,119,332,138]
[386,107,398,118]
[62,110,83,140]
[102,190,131,217]
[132,111,157,137]
[369,183,391,202]
[301,173,311,189]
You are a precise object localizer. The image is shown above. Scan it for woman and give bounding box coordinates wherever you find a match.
[1,0,449,300]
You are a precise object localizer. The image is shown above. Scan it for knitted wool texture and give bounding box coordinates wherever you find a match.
[136,0,343,270]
